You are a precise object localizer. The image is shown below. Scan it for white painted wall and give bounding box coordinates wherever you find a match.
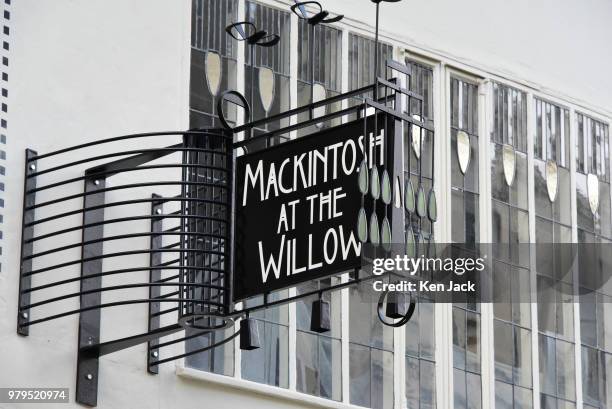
[324,0,612,116]
[0,0,610,408]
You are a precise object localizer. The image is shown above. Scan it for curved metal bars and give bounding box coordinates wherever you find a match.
[26,214,228,245]
[23,266,224,293]
[17,129,234,373]
[27,180,229,211]
[21,298,225,327]
[24,231,227,260]
[150,329,240,367]
[28,163,229,194]
[21,282,219,310]
[29,130,227,162]
[26,197,225,227]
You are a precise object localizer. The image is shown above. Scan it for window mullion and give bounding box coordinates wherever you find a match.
[479,79,496,409]
[526,91,541,409]
[569,105,584,409]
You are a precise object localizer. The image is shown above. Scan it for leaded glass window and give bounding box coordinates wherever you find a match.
[185,0,238,376]
[405,300,436,409]
[575,114,611,240]
[190,0,239,128]
[450,76,481,409]
[241,291,290,388]
[245,1,291,145]
[347,32,394,409]
[575,114,612,409]
[349,283,394,409]
[534,99,575,409]
[451,77,480,246]
[296,278,342,401]
[297,21,342,136]
[402,57,437,409]
[491,81,532,409]
[405,59,435,238]
[348,33,393,106]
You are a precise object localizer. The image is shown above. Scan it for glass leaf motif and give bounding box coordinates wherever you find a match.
[394,176,402,208]
[370,166,380,200]
[427,189,437,222]
[358,160,369,195]
[416,185,426,218]
[404,178,415,213]
[545,160,558,203]
[381,170,392,205]
[587,173,600,216]
[357,208,368,243]
[205,51,222,96]
[405,226,416,258]
[456,130,471,174]
[411,114,422,159]
[258,67,275,113]
[502,144,516,187]
[369,213,380,246]
[381,217,392,252]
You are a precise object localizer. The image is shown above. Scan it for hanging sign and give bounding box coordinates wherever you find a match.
[234,117,392,300]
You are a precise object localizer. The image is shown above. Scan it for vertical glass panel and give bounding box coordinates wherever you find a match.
[556,339,575,401]
[454,369,467,409]
[539,335,556,396]
[453,308,467,370]
[467,372,482,409]
[514,386,533,409]
[244,1,291,139]
[406,356,420,409]
[420,359,436,409]
[466,311,481,373]
[371,349,394,409]
[496,381,513,409]
[296,331,318,396]
[350,343,371,408]
[297,21,343,135]
[581,346,600,407]
[514,327,533,388]
[350,283,393,407]
[495,320,514,383]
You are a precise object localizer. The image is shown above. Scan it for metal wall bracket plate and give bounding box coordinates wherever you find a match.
[147,194,163,374]
[76,177,106,407]
[17,149,37,336]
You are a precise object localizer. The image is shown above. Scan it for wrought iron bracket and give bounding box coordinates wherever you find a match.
[147,194,163,374]
[17,149,37,336]
[76,176,106,407]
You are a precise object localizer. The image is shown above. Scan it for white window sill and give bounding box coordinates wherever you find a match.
[176,364,364,409]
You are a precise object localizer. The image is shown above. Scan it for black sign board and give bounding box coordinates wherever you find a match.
[234,116,394,300]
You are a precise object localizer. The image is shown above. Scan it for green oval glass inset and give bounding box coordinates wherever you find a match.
[405,226,416,258]
[416,185,426,218]
[369,213,380,246]
[427,189,437,222]
[404,179,415,213]
[357,208,368,243]
[358,160,368,195]
[370,166,380,200]
[381,218,392,251]
[381,170,392,205]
